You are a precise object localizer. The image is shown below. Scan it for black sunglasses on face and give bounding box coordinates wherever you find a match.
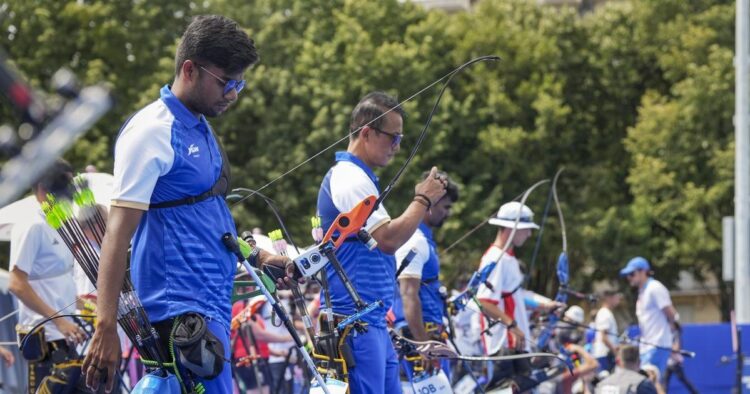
[198,65,246,96]
[369,126,403,148]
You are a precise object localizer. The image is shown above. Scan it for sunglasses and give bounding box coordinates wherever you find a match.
[369,126,403,148]
[199,65,246,96]
[626,270,640,277]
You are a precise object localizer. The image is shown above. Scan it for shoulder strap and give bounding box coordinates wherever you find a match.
[501,282,524,299]
[149,134,231,209]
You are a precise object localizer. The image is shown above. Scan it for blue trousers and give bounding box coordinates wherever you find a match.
[640,347,670,376]
[346,326,401,394]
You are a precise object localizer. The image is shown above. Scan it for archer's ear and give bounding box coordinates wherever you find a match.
[180,60,198,82]
[360,125,371,141]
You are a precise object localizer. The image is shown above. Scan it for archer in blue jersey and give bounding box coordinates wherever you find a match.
[317,91,448,394]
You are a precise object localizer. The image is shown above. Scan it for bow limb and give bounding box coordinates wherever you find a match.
[230,187,301,255]
[536,168,569,351]
[389,328,571,369]
[552,167,569,295]
[375,55,500,209]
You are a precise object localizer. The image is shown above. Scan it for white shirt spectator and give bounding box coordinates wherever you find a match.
[593,306,619,358]
[10,209,77,342]
[636,278,673,351]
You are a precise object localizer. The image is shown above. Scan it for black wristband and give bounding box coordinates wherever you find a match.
[414,193,432,210]
[507,320,517,329]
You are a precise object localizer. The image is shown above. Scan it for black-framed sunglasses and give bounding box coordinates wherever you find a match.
[198,65,246,96]
[369,126,403,148]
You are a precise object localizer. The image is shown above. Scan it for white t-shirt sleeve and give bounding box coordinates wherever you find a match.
[477,252,502,304]
[652,282,673,310]
[111,113,174,210]
[595,309,612,332]
[395,232,430,279]
[9,222,41,274]
[329,162,390,232]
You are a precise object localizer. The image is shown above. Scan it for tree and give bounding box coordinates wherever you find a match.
[0,0,738,318]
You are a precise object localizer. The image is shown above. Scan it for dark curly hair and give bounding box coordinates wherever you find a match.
[175,15,259,76]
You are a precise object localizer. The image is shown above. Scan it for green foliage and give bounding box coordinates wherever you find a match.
[0,0,737,318]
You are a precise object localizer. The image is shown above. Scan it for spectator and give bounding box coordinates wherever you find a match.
[595,345,658,394]
[620,257,677,377]
[592,290,622,373]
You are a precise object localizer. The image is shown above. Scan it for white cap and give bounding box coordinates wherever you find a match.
[488,201,540,230]
[564,305,585,324]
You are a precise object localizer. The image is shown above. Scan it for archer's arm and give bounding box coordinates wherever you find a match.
[399,277,429,341]
[95,206,143,329]
[370,167,446,254]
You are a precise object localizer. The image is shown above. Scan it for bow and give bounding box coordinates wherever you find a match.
[535,168,571,355]
[232,56,500,209]
[449,178,551,312]
[374,56,501,209]
[389,328,572,367]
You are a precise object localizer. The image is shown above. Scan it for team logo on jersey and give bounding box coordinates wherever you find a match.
[188,144,200,157]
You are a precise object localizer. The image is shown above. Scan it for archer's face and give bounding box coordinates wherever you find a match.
[512,228,532,247]
[626,270,648,287]
[426,197,454,228]
[180,60,244,118]
[363,111,402,168]
[193,63,243,117]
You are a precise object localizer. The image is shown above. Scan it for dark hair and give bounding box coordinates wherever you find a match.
[602,289,621,298]
[175,15,259,76]
[421,170,459,202]
[349,91,405,138]
[33,159,73,198]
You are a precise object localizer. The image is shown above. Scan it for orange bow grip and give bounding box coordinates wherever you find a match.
[322,195,377,249]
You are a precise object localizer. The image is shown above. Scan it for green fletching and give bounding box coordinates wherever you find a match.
[311,216,321,229]
[45,210,62,229]
[268,229,280,241]
[82,189,95,205]
[73,173,86,186]
[237,237,252,259]
[73,191,84,206]
[54,200,75,222]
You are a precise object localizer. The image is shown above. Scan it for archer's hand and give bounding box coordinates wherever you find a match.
[55,318,87,345]
[545,301,566,313]
[82,321,121,392]
[275,258,304,289]
[414,167,447,206]
[0,346,14,366]
[510,326,526,351]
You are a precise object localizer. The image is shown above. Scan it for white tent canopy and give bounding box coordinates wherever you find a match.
[0,172,114,242]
